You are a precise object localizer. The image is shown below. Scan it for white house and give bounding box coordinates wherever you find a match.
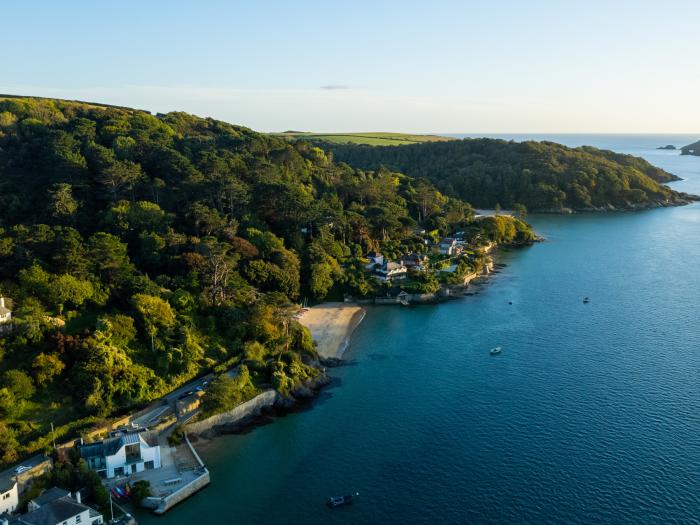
[364,252,385,270]
[400,253,429,271]
[0,297,12,334]
[5,487,102,525]
[373,261,408,282]
[437,238,458,256]
[79,430,161,479]
[0,475,18,516]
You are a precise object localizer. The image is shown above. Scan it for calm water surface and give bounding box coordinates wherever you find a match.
[139,136,700,524]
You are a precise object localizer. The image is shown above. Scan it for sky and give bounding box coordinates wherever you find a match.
[3,0,700,133]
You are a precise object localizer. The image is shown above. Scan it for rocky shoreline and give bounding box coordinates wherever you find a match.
[187,239,536,442]
[187,373,333,440]
[533,194,700,214]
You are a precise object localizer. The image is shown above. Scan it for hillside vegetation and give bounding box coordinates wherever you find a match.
[276,131,453,146]
[681,140,700,156]
[0,97,531,464]
[329,139,693,211]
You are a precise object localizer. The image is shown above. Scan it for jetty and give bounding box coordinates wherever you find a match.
[139,431,210,515]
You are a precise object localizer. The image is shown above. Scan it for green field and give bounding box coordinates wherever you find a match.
[275,131,454,146]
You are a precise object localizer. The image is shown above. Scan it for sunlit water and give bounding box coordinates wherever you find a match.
[138,136,700,524]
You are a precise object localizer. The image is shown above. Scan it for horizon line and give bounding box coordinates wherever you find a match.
[2,92,699,138]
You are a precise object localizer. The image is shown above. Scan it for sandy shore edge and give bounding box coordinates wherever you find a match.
[298,302,366,359]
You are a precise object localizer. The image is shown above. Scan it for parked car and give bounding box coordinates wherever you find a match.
[14,465,31,475]
[177,390,195,400]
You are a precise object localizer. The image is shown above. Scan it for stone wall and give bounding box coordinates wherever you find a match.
[185,390,279,436]
[153,470,211,515]
[15,458,52,494]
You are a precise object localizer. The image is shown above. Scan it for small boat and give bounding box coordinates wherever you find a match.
[583,297,590,304]
[327,492,359,508]
[489,347,502,355]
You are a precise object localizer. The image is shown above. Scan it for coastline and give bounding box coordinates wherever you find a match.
[298,302,366,359]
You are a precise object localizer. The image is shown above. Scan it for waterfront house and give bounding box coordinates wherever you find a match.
[373,261,408,282]
[374,287,411,305]
[400,253,429,270]
[5,487,102,525]
[27,488,70,512]
[0,297,12,334]
[0,475,18,517]
[365,251,385,270]
[78,429,161,479]
[390,289,410,303]
[438,238,458,256]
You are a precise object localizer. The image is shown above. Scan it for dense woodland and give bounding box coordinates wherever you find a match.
[0,97,534,465]
[328,139,691,210]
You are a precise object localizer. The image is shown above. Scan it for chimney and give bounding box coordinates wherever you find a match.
[0,297,4,309]
[75,491,81,504]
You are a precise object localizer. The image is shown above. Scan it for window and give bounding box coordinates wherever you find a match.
[145,460,155,470]
[124,443,141,462]
[76,515,82,523]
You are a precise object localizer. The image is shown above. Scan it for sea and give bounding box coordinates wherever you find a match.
[138,134,700,524]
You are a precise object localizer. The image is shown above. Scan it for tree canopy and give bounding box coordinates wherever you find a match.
[0,96,520,464]
[328,138,691,211]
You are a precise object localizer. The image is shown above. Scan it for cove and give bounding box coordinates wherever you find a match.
[138,136,700,524]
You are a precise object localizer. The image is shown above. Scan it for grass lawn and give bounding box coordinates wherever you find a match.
[274,131,454,146]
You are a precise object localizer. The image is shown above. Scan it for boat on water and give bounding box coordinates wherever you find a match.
[327,492,359,508]
[583,297,590,304]
[489,346,502,355]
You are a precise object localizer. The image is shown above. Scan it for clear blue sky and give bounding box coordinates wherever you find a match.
[4,0,700,133]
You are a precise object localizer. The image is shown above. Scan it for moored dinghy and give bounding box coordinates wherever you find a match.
[327,492,359,508]
[489,346,502,355]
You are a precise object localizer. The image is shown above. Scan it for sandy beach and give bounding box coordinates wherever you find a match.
[298,302,366,359]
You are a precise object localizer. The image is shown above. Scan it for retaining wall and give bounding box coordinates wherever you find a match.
[150,469,211,515]
[185,390,278,436]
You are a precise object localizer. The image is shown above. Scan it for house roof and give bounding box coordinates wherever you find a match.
[12,496,95,525]
[79,430,157,459]
[141,431,158,447]
[402,253,427,262]
[385,262,405,271]
[30,487,69,508]
[78,442,105,459]
[79,435,125,458]
[0,471,17,494]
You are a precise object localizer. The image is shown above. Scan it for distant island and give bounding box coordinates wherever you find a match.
[681,140,700,156]
[326,138,695,211]
[657,145,676,150]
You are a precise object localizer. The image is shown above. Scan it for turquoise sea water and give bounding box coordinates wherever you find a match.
[139,136,700,524]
